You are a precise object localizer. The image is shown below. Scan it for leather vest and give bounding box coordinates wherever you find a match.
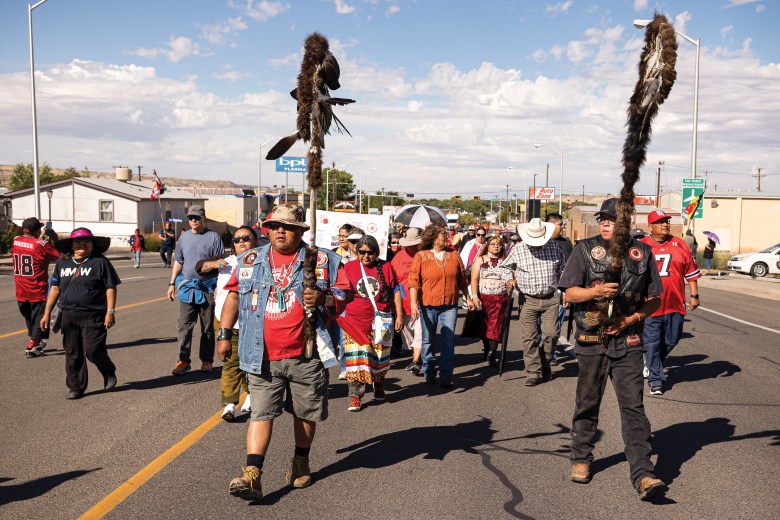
[572,236,653,355]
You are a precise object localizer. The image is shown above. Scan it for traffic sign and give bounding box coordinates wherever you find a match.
[681,178,705,219]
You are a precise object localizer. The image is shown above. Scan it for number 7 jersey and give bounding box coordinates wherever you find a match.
[12,236,61,302]
[640,235,702,316]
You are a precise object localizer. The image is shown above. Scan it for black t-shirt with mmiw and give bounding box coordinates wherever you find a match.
[52,256,121,313]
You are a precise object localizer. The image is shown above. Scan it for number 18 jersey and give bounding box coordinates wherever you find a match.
[12,236,60,302]
[641,235,701,316]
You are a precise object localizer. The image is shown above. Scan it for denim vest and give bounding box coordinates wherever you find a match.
[235,242,341,374]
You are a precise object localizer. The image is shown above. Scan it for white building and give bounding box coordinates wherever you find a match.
[6,177,203,244]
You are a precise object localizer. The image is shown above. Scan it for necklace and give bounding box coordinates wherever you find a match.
[72,256,90,265]
[266,249,302,311]
[432,249,447,269]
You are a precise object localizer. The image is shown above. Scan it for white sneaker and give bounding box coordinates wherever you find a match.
[338,371,347,380]
[221,403,236,421]
[240,394,251,413]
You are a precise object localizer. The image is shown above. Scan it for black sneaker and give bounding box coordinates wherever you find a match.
[104,373,117,390]
[425,375,437,385]
[650,385,663,395]
[66,390,83,400]
[407,362,422,376]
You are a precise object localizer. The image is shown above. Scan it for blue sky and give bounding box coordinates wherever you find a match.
[1,0,778,199]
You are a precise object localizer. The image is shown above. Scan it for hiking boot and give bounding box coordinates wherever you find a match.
[229,466,262,500]
[570,463,591,483]
[66,390,83,400]
[200,361,213,372]
[221,403,236,421]
[347,396,361,412]
[171,361,191,375]
[286,455,312,488]
[638,477,665,500]
[373,383,386,401]
[104,373,117,391]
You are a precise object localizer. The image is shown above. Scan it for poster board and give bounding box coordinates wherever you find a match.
[306,210,391,260]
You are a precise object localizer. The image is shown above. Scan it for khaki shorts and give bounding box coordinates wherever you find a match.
[247,356,329,422]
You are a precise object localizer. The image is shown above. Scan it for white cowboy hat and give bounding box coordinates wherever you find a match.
[518,218,554,247]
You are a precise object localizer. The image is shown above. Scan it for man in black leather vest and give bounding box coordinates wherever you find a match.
[558,198,666,501]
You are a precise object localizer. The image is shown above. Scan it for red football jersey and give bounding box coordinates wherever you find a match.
[12,236,60,301]
[641,235,701,316]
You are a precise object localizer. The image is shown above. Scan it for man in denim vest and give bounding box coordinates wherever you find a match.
[217,203,341,501]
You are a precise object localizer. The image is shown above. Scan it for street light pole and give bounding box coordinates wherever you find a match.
[533,144,563,214]
[46,188,52,224]
[258,138,274,222]
[29,0,49,220]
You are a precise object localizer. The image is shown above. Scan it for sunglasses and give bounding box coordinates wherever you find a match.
[476,233,486,237]
[269,223,299,232]
[348,239,359,244]
[232,235,254,244]
[187,215,203,221]
[357,249,376,256]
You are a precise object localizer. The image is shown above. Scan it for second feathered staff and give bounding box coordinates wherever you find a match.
[266,32,354,355]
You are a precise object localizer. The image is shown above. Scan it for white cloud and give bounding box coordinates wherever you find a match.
[130,36,201,63]
[228,0,290,21]
[532,49,547,63]
[386,5,400,16]
[721,25,734,39]
[721,0,758,8]
[334,0,356,15]
[674,11,691,36]
[268,52,300,67]
[407,100,423,112]
[199,17,248,46]
[545,1,574,15]
[213,71,247,81]
[633,0,648,11]
[756,4,766,12]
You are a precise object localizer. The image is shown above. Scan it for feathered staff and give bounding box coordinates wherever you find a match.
[599,13,677,342]
[266,32,354,355]
[609,13,678,279]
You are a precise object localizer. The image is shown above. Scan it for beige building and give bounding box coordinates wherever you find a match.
[567,204,683,244]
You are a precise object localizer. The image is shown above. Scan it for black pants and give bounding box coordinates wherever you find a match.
[61,310,116,392]
[177,295,215,364]
[160,246,173,266]
[570,349,656,490]
[18,300,49,342]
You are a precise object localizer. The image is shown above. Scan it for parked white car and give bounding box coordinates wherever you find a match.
[727,243,780,277]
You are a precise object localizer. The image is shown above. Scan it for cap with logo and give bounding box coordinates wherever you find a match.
[647,209,670,225]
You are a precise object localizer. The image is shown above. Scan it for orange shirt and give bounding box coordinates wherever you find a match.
[408,249,466,307]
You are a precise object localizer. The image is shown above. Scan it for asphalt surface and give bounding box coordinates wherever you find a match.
[0,252,778,519]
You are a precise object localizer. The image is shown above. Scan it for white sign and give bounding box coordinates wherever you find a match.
[307,210,391,260]
[529,187,556,200]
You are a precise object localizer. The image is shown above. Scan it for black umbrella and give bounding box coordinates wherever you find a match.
[394,204,447,228]
[499,292,514,377]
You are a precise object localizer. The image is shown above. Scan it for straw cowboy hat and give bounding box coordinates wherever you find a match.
[517,218,554,247]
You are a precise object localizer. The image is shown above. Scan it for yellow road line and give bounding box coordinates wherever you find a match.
[0,296,169,339]
[80,393,248,519]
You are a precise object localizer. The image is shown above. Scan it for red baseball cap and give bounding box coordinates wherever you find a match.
[647,209,670,225]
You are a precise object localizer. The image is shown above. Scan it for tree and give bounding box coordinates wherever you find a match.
[317,168,355,210]
[9,163,81,191]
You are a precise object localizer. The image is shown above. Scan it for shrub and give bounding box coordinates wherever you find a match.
[143,233,162,252]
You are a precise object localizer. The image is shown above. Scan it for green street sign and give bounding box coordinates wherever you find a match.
[682,187,704,219]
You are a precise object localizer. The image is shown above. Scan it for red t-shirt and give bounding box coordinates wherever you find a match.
[641,235,701,316]
[224,250,305,360]
[334,260,397,333]
[390,248,416,314]
[12,236,60,302]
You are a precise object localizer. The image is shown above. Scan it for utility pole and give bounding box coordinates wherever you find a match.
[545,163,550,216]
[582,185,585,204]
[506,184,509,220]
[656,160,664,206]
[752,168,764,191]
[137,165,143,181]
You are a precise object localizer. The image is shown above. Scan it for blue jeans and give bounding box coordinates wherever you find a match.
[704,258,712,269]
[133,250,142,266]
[420,304,458,381]
[642,313,684,386]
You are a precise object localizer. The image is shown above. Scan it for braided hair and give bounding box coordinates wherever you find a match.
[356,235,390,303]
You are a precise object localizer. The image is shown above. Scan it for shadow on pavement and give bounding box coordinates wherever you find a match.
[0,469,99,506]
[108,369,222,393]
[108,337,177,350]
[664,354,741,389]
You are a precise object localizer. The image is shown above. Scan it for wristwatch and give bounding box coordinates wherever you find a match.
[690,294,699,299]
[216,328,234,341]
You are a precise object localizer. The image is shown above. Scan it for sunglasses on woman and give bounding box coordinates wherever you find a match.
[357,249,376,256]
[232,235,254,244]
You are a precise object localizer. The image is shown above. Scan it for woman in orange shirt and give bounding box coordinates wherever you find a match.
[409,223,474,388]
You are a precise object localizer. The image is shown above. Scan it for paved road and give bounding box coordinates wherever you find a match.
[1,254,778,519]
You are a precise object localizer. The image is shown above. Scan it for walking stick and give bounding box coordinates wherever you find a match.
[499,291,514,377]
